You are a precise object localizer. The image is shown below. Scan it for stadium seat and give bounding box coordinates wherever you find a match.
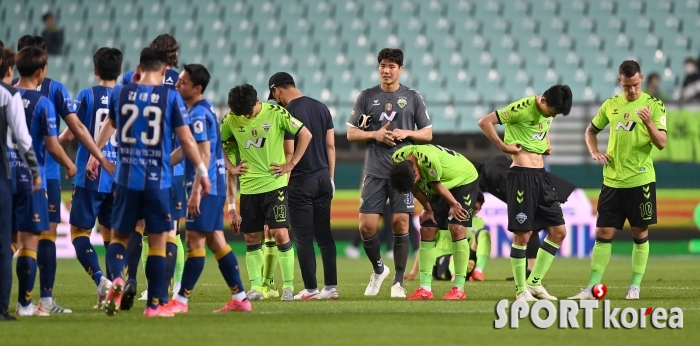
[222,1,250,22]
[361,0,390,24]
[502,0,531,18]
[559,0,587,17]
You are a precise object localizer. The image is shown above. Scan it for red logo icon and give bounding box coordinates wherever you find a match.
[593,283,607,300]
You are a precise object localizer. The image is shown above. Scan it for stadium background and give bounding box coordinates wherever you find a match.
[4,0,700,255]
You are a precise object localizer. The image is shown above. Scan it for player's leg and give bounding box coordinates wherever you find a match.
[569,185,623,300]
[160,228,179,304]
[288,181,320,300]
[505,167,538,301]
[173,228,184,296]
[261,225,279,298]
[359,177,390,295]
[37,179,61,312]
[209,231,251,312]
[442,182,478,300]
[524,172,566,300]
[263,187,295,301]
[472,229,491,281]
[0,178,13,320]
[526,230,540,276]
[626,183,656,299]
[407,195,444,300]
[240,193,267,300]
[167,230,206,314]
[123,224,144,308]
[388,184,415,297]
[141,188,176,317]
[381,202,394,258]
[313,176,337,300]
[14,190,49,316]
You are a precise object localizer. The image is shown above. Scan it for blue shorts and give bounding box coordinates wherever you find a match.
[69,185,114,229]
[185,195,225,233]
[13,189,49,233]
[47,179,61,223]
[171,175,186,220]
[112,185,171,235]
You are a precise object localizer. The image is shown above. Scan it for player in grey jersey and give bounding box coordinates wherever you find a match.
[346,48,432,298]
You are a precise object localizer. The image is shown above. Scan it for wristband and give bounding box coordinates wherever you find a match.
[196,163,208,178]
[228,203,236,211]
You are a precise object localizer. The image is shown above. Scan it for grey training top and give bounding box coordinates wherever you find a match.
[0,81,39,180]
[347,84,432,178]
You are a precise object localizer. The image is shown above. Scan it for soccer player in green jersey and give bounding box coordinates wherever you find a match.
[389,144,478,300]
[569,61,667,300]
[221,84,312,301]
[478,85,572,301]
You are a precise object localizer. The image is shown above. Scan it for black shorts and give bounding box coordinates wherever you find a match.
[596,183,657,229]
[420,180,479,229]
[506,167,564,232]
[240,187,290,233]
[359,175,414,214]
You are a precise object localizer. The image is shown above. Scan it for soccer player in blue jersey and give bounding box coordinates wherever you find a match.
[121,34,185,305]
[11,47,77,316]
[62,47,123,308]
[95,48,210,317]
[14,36,116,313]
[163,64,250,313]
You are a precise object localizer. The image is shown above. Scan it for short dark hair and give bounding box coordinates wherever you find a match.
[619,60,641,78]
[150,34,179,68]
[647,72,660,82]
[227,84,258,115]
[183,64,211,93]
[139,47,168,72]
[377,48,403,67]
[389,161,415,193]
[684,57,697,65]
[0,39,4,52]
[476,191,485,205]
[94,47,122,81]
[17,35,46,51]
[542,84,573,116]
[1,48,17,75]
[42,12,54,22]
[16,46,48,77]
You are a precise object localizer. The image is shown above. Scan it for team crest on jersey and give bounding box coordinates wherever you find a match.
[385,103,393,112]
[516,212,528,224]
[624,113,630,120]
[238,126,245,132]
[501,110,510,120]
[397,96,407,108]
[290,118,301,128]
[429,169,437,177]
[252,129,258,137]
[193,121,204,134]
[262,123,271,132]
[660,115,667,126]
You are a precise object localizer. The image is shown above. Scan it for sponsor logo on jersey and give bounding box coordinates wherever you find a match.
[614,121,636,131]
[245,138,266,148]
[194,121,204,134]
[238,126,245,132]
[101,95,109,105]
[372,100,380,107]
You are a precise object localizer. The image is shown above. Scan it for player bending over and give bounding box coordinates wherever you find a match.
[63,47,122,308]
[478,85,572,301]
[389,144,478,300]
[569,61,666,300]
[11,47,77,316]
[222,84,312,301]
[162,64,250,313]
[95,48,210,317]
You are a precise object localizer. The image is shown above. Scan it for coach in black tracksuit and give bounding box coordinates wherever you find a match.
[268,72,338,298]
[475,155,576,280]
[0,40,41,321]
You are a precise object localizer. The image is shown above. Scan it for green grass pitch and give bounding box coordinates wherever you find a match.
[5,256,697,345]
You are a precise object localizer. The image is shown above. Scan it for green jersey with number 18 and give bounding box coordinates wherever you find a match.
[496,96,552,154]
[591,93,667,188]
[220,103,304,194]
[392,144,477,194]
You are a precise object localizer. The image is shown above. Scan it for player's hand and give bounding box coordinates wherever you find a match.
[392,128,411,142]
[373,122,395,146]
[270,161,294,178]
[419,209,436,225]
[502,143,522,154]
[591,152,612,165]
[136,219,145,233]
[543,145,553,156]
[32,176,42,193]
[187,193,201,218]
[330,178,335,196]
[65,163,78,179]
[229,209,241,235]
[198,176,212,197]
[86,155,100,180]
[229,159,248,175]
[449,203,468,222]
[637,104,652,125]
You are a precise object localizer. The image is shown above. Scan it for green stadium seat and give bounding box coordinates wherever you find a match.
[461,34,489,62]
[553,34,574,51]
[476,0,503,16]
[251,1,280,23]
[530,0,558,16]
[396,17,425,40]
[445,69,474,92]
[502,0,531,18]
[309,1,335,18]
[532,68,560,93]
[340,18,367,41]
[169,5,195,23]
[655,15,682,39]
[222,1,250,22]
[425,17,452,40]
[430,109,458,133]
[285,18,314,38]
[513,16,538,36]
[332,71,360,102]
[588,0,616,17]
[654,0,675,13]
[87,3,114,22]
[559,0,587,17]
[368,18,396,38]
[361,0,390,23]
[445,1,474,24]
[538,16,567,44]
[623,0,646,14]
[337,0,362,18]
[115,2,141,22]
[406,34,432,55]
[490,34,517,61]
[258,21,285,41]
[395,0,419,17]
[579,50,611,70]
[518,35,546,59]
[456,105,487,132]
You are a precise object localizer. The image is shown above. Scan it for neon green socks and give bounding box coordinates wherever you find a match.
[453,238,469,288]
[475,230,491,272]
[588,240,612,288]
[631,238,649,287]
[418,241,436,290]
[527,238,560,286]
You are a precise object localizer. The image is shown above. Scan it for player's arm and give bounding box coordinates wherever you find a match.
[411,185,431,211]
[271,111,313,177]
[428,181,468,221]
[326,128,336,192]
[6,93,41,191]
[227,170,241,234]
[187,139,210,218]
[42,107,77,178]
[638,103,667,150]
[169,147,183,166]
[284,138,294,183]
[58,128,75,147]
[586,104,612,164]
[477,112,521,154]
